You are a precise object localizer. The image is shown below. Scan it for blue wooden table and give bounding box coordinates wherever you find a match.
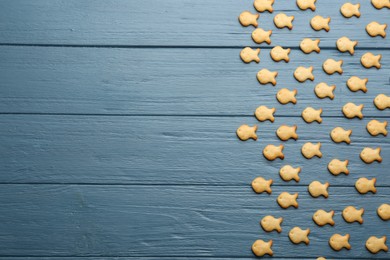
[0,0,389,259]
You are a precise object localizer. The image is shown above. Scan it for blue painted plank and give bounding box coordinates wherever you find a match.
[0,46,389,116]
[0,184,388,258]
[0,0,388,47]
[0,115,389,186]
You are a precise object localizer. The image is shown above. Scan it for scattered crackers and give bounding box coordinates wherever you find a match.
[308,181,329,198]
[238,11,259,27]
[274,13,294,29]
[360,147,382,163]
[261,215,283,232]
[313,209,335,226]
[355,177,377,194]
[277,192,299,208]
[240,47,260,63]
[301,142,322,159]
[277,88,297,104]
[328,159,349,175]
[236,124,258,141]
[340,3,361,18]
[289,227,310,244]
[251,177,273,194]
[323,59,343,74]
[302,107,323,123]
[361,52,382,69]
[347,76,368,92]
[263,144,285,160]
[255,105,276,122]
[329,234,351,251]
[367,120,388,136]
[330,127,352,144]
[300,38,321,54]
[310,15,331,31]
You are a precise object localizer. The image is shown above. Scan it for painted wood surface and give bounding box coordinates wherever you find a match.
[0,46,389,116]
[0,0,389,259]
[0,0,388,47]
[1,115,389,187]
[0,185,388,258]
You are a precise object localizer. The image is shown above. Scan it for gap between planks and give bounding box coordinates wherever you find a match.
[0,43,389,51]
[0,257,379,260]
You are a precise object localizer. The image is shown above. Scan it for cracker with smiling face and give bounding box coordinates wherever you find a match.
[323,59,343,74]
[377,203,390,220]
[366,21,387,38]
[360,147,382,163]
[252,239,273,257]
[251,177,273,194]
[347,76,368,92]
[236,124,258,141]
[367,120,388,136]
[302,107,322,123]
[311,16,331,31]
[300,38,320,54]
[270,46,291,62]
[330,127,352,144]
[277,88,297,104]
[366,236,388,254]
[277,192,298,208]
[336,37,357,55]
[308,181,329,198]
[252,28,272,44]
[342,103,364,119]
[328,159,349,175]
[263,144,284,160]
[340,3,361,18]
[289,227,310,244]
[315,82,336,99]
[355,177,377,194]
[261,215,283,232]
[279,165,301,182]
[313,209,335,226]
[238,11,259,27]
[240,47,260,63]
[294,66,314,82]
[301,142,322,159]
[276,125,298,141]
[257,69,278,85]
[255,105,276,122]
[274,13,294,29]
[342,206,364,224]
[361,52,382,69]
[374,94,390,110]
[329,234,351,251]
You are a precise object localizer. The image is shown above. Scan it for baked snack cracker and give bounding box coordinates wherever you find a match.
[289,227,310,244]
[297,0,316,11]
[302,142,322,159]
[366,21,387,38]
[263,144,284,160]
[340,3,361,18]
[257,69,278,85]
[378,203,390,220]
[323,59,343,74]
[239,11,259,27]
[371,0,390,9]
[240,47,260,63]
[347,76,368,92]
[294,66,314,82]
[236,124,258,141]
[360,147,382,163]
[342,206,364,224]
[279,165,301,182]
[374,94,390,110]
[361,52,382,69]
[311,16,330,31]
[254,0,274,13]
[252,177,273,194]
[261,215,283,232]
[366,236,388,254]
[355,177,377,194]
[274,13,294,29]
[313,209,335,226]
[270,46,291,62]
[252,239,273,257]
[255,105,276,122]
[329,234,351,251]
[277,125,298,141]
[330,127,352,144]
[315,82,335,99]
[367,120,388,136]
[277,88,297,104]
[300,38,320,53]
[328,159,349,175]
[308,181,329,198]
[252,28,272,44]
[336,36,357,55]
[277,192,298,208]
[342,102,364,119]
[302,107,322,123]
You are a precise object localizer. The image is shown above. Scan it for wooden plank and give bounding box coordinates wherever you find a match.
[0,184,388,258]
[0,115,389,186]
[0,46,389,116]
[0,0,388,48]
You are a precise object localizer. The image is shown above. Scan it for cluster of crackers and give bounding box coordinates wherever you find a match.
[236,0,390,258]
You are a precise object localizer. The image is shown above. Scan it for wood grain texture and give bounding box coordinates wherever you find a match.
[0,115,388,186]
[0,185,388,258]
[0,46,389,116]
[0,0,388,47]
